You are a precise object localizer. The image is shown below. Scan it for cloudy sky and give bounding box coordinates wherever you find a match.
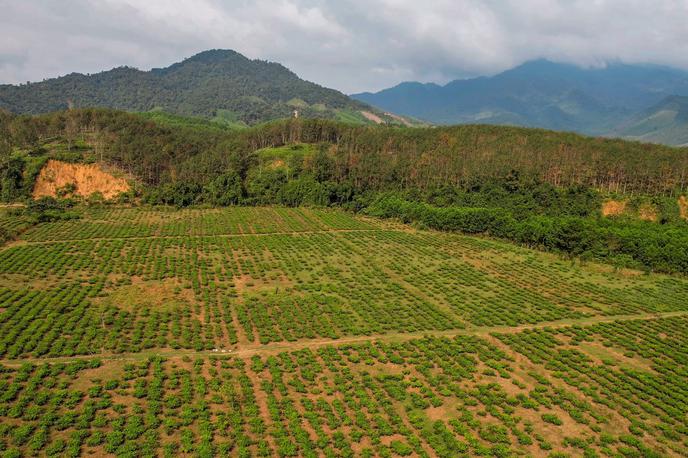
[2,0,688,93]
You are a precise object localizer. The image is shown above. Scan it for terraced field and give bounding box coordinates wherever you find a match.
[0,206,687,457]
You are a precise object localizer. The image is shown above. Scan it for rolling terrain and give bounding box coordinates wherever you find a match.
[2,4,688,457]
[1,206,688,456]
[0,50,410,127]
[0,108,687,456]
[616,95,688,146]
[353,60,688,143]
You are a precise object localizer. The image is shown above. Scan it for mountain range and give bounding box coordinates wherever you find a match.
[1,51,687,145]
[615,95,688,146]
[353,60,688,144]
[0,49,410,127]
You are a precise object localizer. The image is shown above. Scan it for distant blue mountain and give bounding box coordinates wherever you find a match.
[615,95,688,146]
[352,60,688,138]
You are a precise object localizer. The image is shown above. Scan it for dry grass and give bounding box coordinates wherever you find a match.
[638,202,658,222]
[601,199,627,217]
[679,195,688,220]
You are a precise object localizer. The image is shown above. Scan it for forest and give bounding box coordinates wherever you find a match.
[0,50,368,125]
[3,108,688,193]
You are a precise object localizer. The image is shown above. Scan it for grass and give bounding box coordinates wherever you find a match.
[334,109,370,125]
[254,143,318,168]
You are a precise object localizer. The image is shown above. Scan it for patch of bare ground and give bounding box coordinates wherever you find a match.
[379,433,407,446]
[425,402,460,422]
[601,199,627,217]
[360,111,384,124]
[364,361,407,376]
[96,276,195,314]
[575,341,656,373]
[638,202,658,221]
[482,335,650,441]
[679,195,688,220]
[33,159,130,200]
[384,112,414,127]
[69,360,127,390]
[2,239,27,249]
[350,436,373,454]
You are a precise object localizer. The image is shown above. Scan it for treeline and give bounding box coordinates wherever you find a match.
[4,109,688,200]
[365,196,688,274]
[236,119,688,195]
[0,109,233,194]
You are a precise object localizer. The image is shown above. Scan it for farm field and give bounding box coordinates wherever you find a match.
[1,206,688,457]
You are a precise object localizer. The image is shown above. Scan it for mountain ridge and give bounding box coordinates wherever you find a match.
[352,59,688,141]
[615,95,688,146]
[0,49,401,126]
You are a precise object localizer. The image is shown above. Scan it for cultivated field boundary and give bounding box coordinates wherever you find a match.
[1,310,685,367]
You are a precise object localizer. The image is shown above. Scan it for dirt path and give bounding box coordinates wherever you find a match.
[1,310,685,367]
[19,228,387,245]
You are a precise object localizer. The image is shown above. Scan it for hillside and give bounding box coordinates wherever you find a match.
[615,95,688,146]
[2,109,688,198]
[0,49,409,126]
[352,60,688,139]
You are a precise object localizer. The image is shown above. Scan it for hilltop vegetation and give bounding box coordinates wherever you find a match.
[0,49,399,126]
[2,108,688,196]
[0,108,687,457]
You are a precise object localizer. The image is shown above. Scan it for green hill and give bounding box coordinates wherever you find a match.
[0,49,412,126]
[2,108,687,196]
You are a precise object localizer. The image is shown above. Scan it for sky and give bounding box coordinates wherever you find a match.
[1,0,688,94]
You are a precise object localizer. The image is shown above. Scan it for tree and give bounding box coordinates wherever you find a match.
[204,171,243,206]
[310,145,333,182]
[0,156,25,202]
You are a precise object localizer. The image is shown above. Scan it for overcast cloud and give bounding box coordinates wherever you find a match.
[1,0,688,93]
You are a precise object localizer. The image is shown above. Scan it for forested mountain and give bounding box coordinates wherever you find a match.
[616,95,688,146]
[0,49,401,126]
[352,60,688,140]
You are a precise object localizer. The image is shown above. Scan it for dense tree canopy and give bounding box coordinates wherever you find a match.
[3,108,688,197]
[0,50,369,125]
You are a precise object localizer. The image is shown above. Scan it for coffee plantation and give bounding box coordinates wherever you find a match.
[0,206,687,457]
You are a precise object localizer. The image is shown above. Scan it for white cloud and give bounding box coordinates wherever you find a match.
[0,0,687,92]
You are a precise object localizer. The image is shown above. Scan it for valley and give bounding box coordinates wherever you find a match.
[0,57,687,458]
